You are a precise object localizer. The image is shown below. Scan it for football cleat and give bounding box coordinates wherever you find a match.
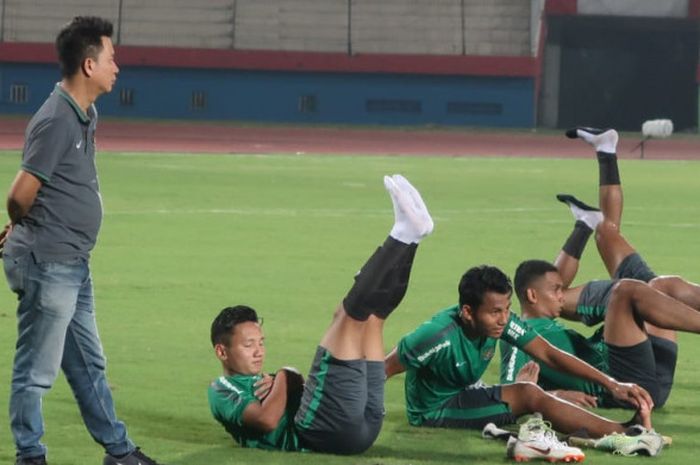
[592,427,664,457]
[506,414,585,462]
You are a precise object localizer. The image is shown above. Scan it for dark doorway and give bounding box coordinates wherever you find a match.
[547,15,698,132]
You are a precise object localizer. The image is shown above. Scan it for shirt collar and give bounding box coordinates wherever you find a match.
[55,83,91,124]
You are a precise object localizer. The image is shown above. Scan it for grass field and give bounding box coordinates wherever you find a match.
[0,150,698,465]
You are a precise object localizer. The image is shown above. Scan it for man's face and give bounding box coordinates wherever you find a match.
[215,321,265,376]
[462,291,511,338]
[89,36,119,94]
[529,271,565,318]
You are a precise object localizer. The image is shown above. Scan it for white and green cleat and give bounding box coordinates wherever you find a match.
[592,427,664,457]
[506,414,585,463]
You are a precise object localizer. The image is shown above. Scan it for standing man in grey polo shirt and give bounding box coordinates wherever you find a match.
[1,17,163,465]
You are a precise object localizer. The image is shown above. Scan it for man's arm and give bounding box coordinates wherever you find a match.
[241,369,303,433]
[522,335,652,408]
[7,170,42,224]
[510,358,598,408]
[384,347,406,378]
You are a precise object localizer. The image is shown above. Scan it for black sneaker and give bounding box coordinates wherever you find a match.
[15,456,47,465]
[103,448,164,465]
[556,193,600,212]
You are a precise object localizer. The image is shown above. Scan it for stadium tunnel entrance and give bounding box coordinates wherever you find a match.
[539,15,699,132]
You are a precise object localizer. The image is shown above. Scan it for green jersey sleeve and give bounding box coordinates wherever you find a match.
[501,312,539,348]
[499,339,533,383]
[208,376,257,428]
[397,320,450,369]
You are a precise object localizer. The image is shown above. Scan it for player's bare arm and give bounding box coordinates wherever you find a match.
[7,170,42,224]
[522,335,653,409]
[242,369,299,433]
[515,358,598,408]
[384,347,406,378]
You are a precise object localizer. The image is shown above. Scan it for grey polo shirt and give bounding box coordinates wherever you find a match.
[5,83,103,261]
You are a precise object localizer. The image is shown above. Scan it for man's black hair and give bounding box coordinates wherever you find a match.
[513,259,559,303]
[458,265,512,310]
[210,305,259,347]
[55,16,114,78]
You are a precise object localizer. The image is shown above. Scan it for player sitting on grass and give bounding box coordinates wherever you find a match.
[384,263,664,461]
[501,127,700,412]
[208,174,432,454]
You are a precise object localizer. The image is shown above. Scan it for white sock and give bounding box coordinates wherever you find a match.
[568,203,603,230]
[576,128,618,154]
[385,175,433,244]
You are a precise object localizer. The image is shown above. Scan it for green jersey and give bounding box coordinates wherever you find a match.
[499,318,608,396]
[208,374,302,451]
[397,305,538,426]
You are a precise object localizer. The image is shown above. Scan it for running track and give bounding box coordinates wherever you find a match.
[0,117,698,160]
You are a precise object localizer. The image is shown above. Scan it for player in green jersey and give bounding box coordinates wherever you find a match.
[208,174,433,454]
[503,127,700,409]
[385,264,654,439]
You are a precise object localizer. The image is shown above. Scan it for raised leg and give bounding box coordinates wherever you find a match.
[322,174,432,360]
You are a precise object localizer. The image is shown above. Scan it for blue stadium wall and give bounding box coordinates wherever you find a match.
[0,45,538,127]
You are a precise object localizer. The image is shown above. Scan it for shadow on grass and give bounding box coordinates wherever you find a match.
[365,443,493,463]
[111,403,225,445]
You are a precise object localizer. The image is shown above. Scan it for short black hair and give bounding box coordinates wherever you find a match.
[55,16,114,78]
[210,305,259,347]
[458,265,512,310]
[514,259,559,303]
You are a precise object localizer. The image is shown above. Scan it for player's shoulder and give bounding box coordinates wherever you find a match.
[26,100,74,138]
[210,375,250,398]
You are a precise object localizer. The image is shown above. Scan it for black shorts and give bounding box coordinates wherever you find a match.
[576,252,658,327]
[421,384,517,430]
[577,280,615,326]
[295,346,384,455]
[614,253,658,282]
[602,335,677,408]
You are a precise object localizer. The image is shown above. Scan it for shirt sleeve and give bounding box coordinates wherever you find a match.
[397,321,446,370]
[22,116,72,183]
[209,381,257,427]
[502,312,539,348]
[499,339,533,383]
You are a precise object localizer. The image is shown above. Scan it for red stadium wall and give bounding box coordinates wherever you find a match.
[0,42,536,78]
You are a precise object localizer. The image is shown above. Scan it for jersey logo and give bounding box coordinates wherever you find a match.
[416,340,451,362]
[507,322,526,340]
[76,140,82,149]
[481,347,495,361]
[455,361,467,368]
[524,444,551,455]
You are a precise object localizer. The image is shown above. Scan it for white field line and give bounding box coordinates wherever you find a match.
[103,207,700,229]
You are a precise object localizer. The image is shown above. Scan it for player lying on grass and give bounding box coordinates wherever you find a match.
[208,174,433,454]
[384,263,663,460]
[501,127,700,410]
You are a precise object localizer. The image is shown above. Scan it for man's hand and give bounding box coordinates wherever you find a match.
[0,221,11,256]
[552,390,598,408]
[610,381,654,410]
[515,361,540,383]
[254,373,274,401]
